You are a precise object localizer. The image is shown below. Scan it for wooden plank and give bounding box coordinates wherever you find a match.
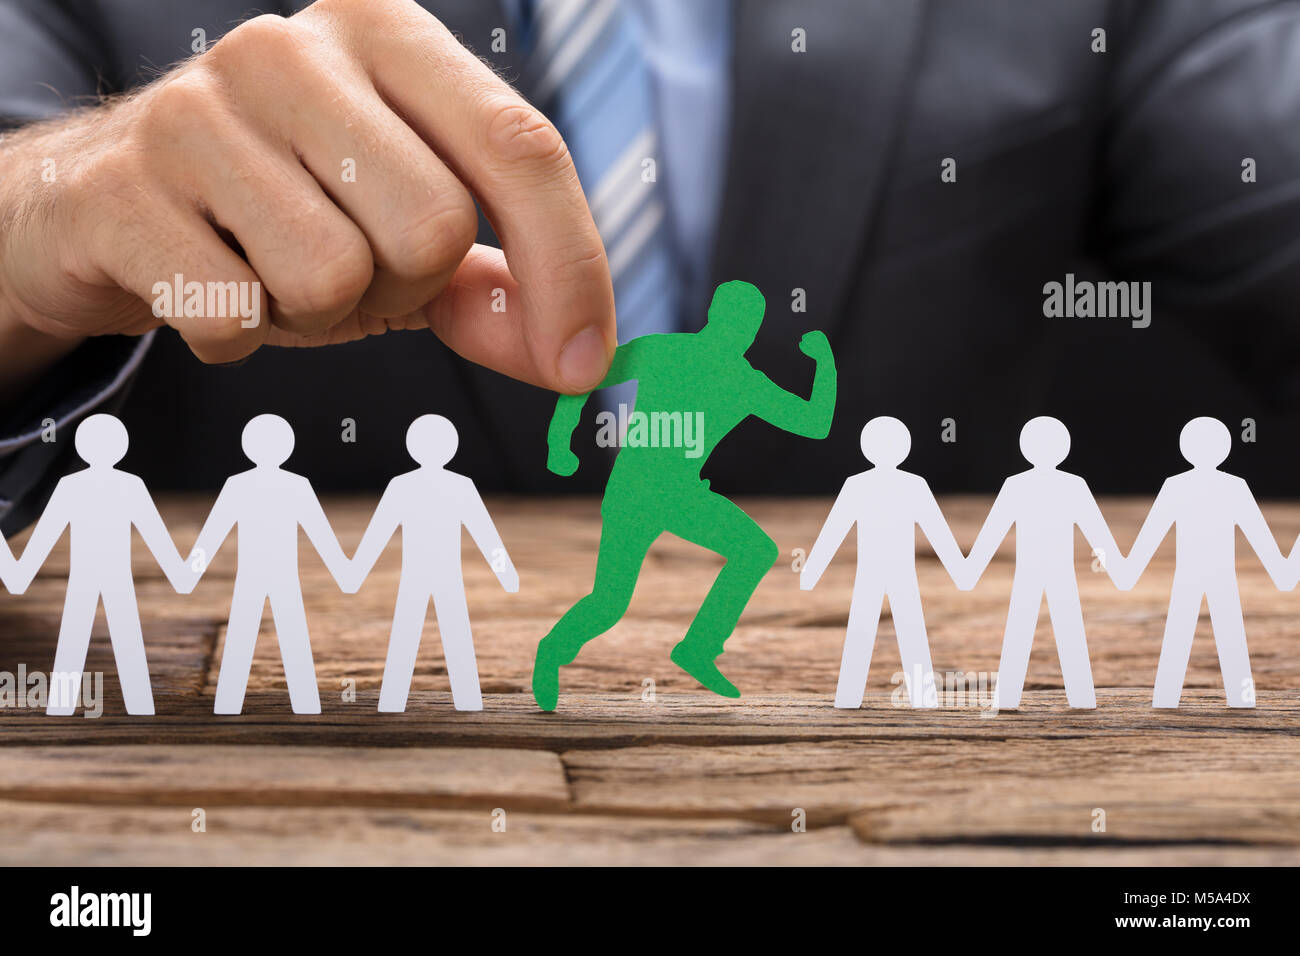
[1,690,1296,750]
[0,745,569,809]
[3,495,1300,865]
[851,772,1300,847]
[561,736,1300,841]
[2,802,1296,866]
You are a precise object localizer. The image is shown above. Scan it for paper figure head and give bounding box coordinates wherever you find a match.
[1019,416,1070,467]
[407,414,458,466]
[242,414,294,466]
[75,413,129,467]
[1179,417,1230,468]
[704,280,765,349]
[860,416,910,466]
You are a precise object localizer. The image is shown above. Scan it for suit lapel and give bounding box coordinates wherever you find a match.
[708,0,927,382]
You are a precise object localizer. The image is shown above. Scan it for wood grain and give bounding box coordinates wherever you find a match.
[1,495,1298,865]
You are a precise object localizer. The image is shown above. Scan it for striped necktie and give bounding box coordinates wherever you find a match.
[526,0,679,414]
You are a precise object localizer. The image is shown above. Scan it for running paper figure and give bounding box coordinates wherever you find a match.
[7,414,191,715]
[534,280,837,710]
[187,414,351,715]
[964,416,1124,710]
[347,415,518,712]
[800,417,964,708]
[1114,417,1294,708]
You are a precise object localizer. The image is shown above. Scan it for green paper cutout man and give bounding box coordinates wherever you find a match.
[533,280,838,710]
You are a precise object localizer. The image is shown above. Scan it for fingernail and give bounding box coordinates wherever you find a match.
[557,325,609,392]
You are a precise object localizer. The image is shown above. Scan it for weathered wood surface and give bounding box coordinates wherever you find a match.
[1,495,1298,865]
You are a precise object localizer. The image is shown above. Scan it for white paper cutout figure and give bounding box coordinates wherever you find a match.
[188,414,351,715]
[347,415,518,712]
[964,416,1123,710]
[0,530,14,592]
[800,417,965,708]
[8,414,190,715]
[1112,417,1293,708]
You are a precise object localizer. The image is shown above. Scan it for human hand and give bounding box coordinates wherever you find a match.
[0,0,614,393]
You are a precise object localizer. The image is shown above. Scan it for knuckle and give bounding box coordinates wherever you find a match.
[547,239,610,294]
[207,14,311,73]
[482,100,571,171]
[289,238,373,315]
[307,0,399,27]
[387,195,478,279]
[136,72,222,143]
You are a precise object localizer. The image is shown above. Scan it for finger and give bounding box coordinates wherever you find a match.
[422,243,609,391]
[87,195,270,364]
[196,135,375,337]
[287,83,480,320]
[314,0,616,391]
[201,17,467,324]
[162,64,375,337]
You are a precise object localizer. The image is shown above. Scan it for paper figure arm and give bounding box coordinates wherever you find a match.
[1113,480,1175,591]
[297,483,353,593]
[963,481,1016,589]
[347,481,402,592]
[1235,480,1292,591]
[547,337,648,476]
[462,481,519,593]
[749,331,837,439]
[800,479,855,591]
[0,529,14,592]
[1074,480,1126,588]
[8,479,72,594]
[1289,533,1300,590]
[916,481,969,588]
[188,479,240,585]
[130,477,194,593]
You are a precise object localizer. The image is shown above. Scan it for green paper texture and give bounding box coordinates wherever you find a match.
[533,280,838,710]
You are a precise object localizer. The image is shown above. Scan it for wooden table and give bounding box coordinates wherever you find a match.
[1,495,1298,865]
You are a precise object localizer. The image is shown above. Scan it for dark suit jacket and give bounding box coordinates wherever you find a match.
[2,0,1300,519]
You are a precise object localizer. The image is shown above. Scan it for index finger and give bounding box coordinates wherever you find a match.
[311,0,617,391]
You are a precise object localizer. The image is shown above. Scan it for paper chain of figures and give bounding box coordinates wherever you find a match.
[0,279,1288,716]
[0,407,1281,717]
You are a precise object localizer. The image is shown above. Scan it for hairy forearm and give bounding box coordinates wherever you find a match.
[0,118,96,406]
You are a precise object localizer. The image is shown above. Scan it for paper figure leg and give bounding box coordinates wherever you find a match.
[1205,578,1254,708]
[214,589,267,715]
[47,584,99,716]
[995,575,1043,710]
[432,583,483,712]
[667,491,779,697]
[102,580,155,715]
[270,585,321,714]
[832,578,884,709]
[888,582,938,708]
[532,510,659,709]
[1045,577,1096,709]
[378,583,431,713]
[1152,576,1204,708]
